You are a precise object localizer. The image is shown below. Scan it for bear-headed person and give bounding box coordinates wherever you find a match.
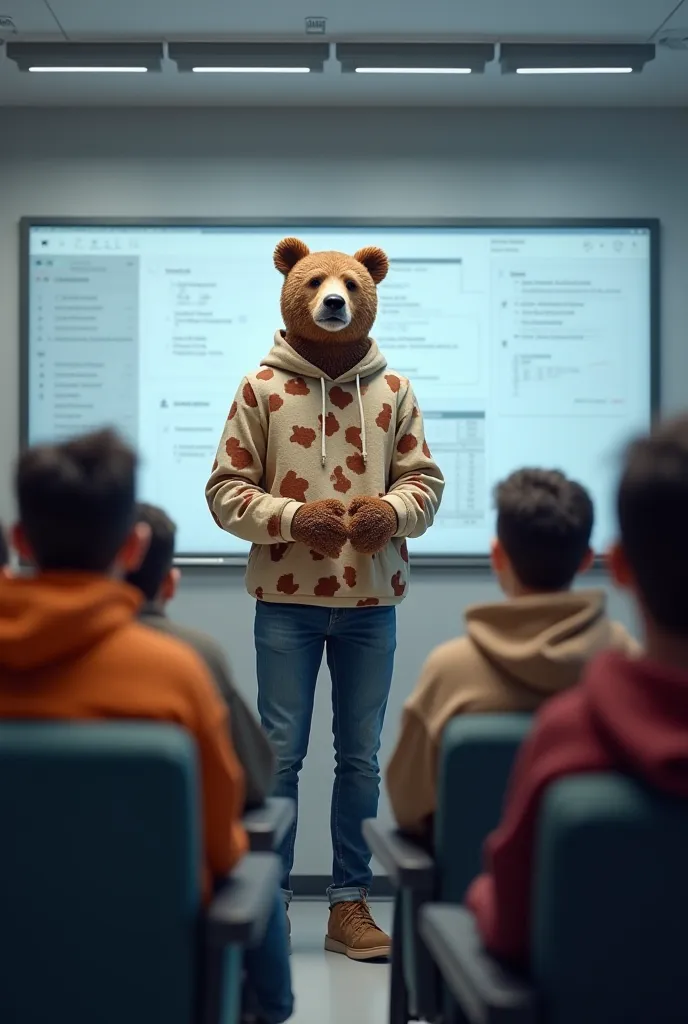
[206,238,444,959]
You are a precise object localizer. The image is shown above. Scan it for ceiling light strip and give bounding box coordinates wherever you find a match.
[354,66,472,74]
[191,66,310,73]
[28,65,149,73]
[515,66,633,75]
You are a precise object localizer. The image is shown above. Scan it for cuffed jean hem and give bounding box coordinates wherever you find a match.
[327,885,368,906]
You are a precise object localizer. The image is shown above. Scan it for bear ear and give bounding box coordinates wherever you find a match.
[353,245,389,285]
[274,237,311,276]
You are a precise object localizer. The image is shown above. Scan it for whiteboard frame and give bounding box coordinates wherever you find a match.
[19,216,661,567]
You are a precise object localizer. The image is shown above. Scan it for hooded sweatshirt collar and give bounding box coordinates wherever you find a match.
[261,330,388,467]
[0,574,141,672]
[466,589,610,694]
[260,330,387,383]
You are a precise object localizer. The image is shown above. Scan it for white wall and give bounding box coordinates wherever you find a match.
[0,106,684,879]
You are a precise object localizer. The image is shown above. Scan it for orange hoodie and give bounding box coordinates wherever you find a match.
[0,573,248,899]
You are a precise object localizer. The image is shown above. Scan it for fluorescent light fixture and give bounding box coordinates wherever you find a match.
[500,43,655,75]
[354,66,472,74]
[191,66,310,74]
[337,42,494,74]
[516,66,633,75]
[170,43,328,73]
[28,66,149,73]
[7,42,163,72]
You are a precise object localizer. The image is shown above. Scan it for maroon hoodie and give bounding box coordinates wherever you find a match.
[466,650,688,966]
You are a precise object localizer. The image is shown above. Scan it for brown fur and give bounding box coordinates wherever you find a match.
[274,239,388,379]
[291,499,348,559]
[347,496,398,555]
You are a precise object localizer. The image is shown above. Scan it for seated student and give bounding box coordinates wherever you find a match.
[126,502,275,810]
[0,429,292,1024]
[387,468,638,836]
[466,417,688,967]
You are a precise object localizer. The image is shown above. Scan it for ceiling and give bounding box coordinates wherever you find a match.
[0,0,686,106]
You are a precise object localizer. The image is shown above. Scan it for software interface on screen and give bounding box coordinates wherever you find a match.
[26,224,653,557]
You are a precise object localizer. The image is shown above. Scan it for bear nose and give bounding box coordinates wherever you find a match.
[323,294,346,312]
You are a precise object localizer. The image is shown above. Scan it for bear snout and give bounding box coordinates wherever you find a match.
[313,285,352,332]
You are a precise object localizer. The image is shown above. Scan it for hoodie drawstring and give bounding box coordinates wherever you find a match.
[320,374,367,468]
[320,378,327,467]
[356,374,368,466]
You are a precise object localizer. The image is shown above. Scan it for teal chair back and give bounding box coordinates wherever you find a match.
[435,713,533,902]
[400,712,532,1019]
[0,722,202,1024]
[534,773,688,1024]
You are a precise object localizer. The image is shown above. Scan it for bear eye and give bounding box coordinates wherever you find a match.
[308,277,322,288]
[345,280,357,292]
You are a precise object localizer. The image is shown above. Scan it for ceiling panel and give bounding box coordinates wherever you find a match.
[652,0,688,40]
[46,0,680,42]
[0,43,685,106]
[0,0,64,37]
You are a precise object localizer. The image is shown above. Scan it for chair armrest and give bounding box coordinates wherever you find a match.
[363,819,435,893]
[242,797,295,852]
[206,852,281,948]
[419,905,537,1024]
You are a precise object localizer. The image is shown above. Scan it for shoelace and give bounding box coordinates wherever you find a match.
[337,900,377,941]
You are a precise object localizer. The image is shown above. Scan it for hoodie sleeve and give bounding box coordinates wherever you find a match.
[382,382,445,539]
[178,646,249,882]
[387,703,437,836]
[206,377,303,545]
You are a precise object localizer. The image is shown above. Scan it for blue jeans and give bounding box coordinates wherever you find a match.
[243,886,294,1023]
[255,602,396,905]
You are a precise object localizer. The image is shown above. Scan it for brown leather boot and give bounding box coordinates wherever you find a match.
[325,900,391,961]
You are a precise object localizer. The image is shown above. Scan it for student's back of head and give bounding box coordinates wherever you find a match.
[125,503,177,602]
[611,414,688,648]
[14,428,137,573]
[492,468,594,596]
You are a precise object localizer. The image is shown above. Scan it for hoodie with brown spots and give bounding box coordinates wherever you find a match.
[206,332,445,607]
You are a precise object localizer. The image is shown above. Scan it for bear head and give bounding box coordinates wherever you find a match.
[274,237,389,345]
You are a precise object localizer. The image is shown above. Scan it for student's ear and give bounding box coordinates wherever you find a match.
[577,547,595,576]
[117,522,151,574]
[160,567,180,602]
[11,523,33,565]
[606,541,634,590]
[490,537,508,575]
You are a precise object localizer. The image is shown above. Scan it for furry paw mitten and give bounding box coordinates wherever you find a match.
[347,496,398,555]
[291,499,348,558]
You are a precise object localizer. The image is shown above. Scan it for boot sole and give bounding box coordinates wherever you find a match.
[324,936,391,961]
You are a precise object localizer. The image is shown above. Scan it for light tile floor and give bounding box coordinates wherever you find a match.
[288,899,392,1024]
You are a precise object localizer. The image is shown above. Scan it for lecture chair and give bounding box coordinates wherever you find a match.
[0,721,281,1024]
[365,713,533,1024]
[243,796,295,852]
[420,772,688,1024]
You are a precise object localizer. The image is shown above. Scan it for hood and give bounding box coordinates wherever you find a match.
[585,650,688,798]
[0,574,141,672]
[261,330,388,467]
[466,589,612,693]
[261,330,387,383]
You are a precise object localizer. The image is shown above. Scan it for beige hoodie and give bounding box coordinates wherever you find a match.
[206,332,444,606]
[386,589,640,835]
